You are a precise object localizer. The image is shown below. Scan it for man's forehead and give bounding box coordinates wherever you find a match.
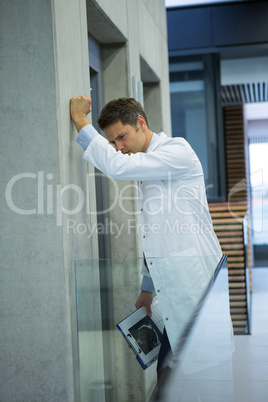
[104,121,129,139]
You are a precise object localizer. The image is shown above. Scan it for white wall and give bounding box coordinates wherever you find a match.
[221,57,268,85]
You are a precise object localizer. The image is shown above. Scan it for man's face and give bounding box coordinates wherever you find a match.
[104,120,147,154]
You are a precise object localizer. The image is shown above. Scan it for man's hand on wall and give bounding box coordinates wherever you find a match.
[70,95,92,133]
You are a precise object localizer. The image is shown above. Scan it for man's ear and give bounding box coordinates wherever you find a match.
[137,115,147,131]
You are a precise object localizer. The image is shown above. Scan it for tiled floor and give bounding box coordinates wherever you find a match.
[232,267,268,402]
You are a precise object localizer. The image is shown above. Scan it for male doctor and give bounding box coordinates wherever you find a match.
[70,94,222,376]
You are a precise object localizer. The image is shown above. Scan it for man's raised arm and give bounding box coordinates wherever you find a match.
[70,95,92,133]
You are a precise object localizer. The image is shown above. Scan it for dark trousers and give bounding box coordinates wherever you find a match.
[157,328,171,374]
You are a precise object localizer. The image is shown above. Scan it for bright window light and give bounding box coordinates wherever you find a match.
[165,0,238,7]
[245,102,268,120]
[249,143,268,244]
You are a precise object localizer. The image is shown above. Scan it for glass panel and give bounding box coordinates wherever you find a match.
[74,255,232,401]
[154,257,234,401]
[75,259,107,401]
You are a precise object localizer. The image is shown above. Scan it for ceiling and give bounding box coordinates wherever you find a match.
[221,82,268,105]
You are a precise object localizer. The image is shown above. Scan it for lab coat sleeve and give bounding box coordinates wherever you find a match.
[82,125,193,181]
[77,124,97,150]
[140,260,155,292]
[140,276,155,292]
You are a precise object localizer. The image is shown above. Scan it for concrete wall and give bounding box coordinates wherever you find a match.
[0,0,98,400]
[0,0,171,401]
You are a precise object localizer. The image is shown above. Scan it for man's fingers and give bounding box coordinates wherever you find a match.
[135,301,152,316]
[70,95,92,103]
[70,95,92,117]
[135,291,153,316]
[146,305,152,317]
[84,94,91,100]
[135,301,140,309]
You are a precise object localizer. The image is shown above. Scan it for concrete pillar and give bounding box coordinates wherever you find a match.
[0,0,98,400]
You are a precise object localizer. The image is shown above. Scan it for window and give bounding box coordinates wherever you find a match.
[169,55,224,199]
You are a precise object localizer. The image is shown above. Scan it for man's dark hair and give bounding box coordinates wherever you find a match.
[97,98,149,130]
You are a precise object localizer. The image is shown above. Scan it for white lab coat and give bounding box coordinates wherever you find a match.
[83,129,222,351]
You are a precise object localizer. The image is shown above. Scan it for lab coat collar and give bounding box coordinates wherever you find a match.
[148,132,167,152]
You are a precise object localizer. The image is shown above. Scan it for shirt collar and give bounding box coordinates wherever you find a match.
[145,133,158,153]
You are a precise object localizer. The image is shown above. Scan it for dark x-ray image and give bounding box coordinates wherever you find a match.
[128,316,163,355]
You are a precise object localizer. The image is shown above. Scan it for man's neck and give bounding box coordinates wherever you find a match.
[143,129,154,152]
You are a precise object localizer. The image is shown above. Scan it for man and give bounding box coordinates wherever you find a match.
[70,94,222,375]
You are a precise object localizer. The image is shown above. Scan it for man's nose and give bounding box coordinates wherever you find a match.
[115,141,123,152]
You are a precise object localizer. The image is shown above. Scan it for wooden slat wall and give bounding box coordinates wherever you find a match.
[209,202,250,334]
[223,104,253,284]
[208,106,251,332]
[224,106,249,203]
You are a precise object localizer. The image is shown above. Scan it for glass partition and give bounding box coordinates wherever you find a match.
[152,255,234,401]
[74,255,232,402]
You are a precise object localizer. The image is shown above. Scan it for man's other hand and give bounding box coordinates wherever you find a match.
[135,291,153,317]
[70,95,92,132]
